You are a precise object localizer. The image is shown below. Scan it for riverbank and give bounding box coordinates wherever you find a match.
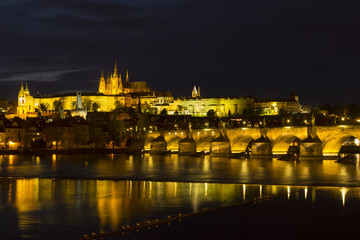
[0,147,129,155]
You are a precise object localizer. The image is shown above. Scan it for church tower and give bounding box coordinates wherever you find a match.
[98,69,105,93]
[17,82,35,119]
[111,61,122,95]
[192,85,201,98]
[105,71,111,94]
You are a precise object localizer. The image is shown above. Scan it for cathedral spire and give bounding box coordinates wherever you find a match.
[106,71,110,83]
[113,60,118,77]
[99,69,105,93]
[126,69,129,83]
[192,85,198,98]
[20,82,24,91]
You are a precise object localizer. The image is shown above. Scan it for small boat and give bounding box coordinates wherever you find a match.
[277,153,297,161]
[336,154,357,164]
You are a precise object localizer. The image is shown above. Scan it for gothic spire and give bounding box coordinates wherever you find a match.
[113,60,118,77]
[106,71,110,82]
[99,69,106,93]
[126,69,129,83]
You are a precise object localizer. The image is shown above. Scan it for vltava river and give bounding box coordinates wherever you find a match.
[0,153,360,239]
[0,154,360,186]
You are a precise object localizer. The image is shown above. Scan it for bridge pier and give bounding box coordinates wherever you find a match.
[210,134,231,157]
[299,136,322,158]
[150,135,167,155]
[251,136,272,156]
[179,136,196,155]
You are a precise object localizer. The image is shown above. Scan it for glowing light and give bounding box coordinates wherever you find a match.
[341,117,345,121]
[287,119,290,123]
[273,152,288,155]
[205,183,208,197]
[9,155,14,165]
[52,154,56,166]
[259,185,262,198]
[287,186,290,199]
[304,186,308,200]
[323,153,338,156]
[341,187,348,206]
[243,184,246,200]
[149,181,152,198]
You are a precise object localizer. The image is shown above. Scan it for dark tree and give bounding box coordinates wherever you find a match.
[160,109,167,115]
[207,109,215,118]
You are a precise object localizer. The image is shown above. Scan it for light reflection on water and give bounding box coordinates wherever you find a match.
[0,178,360,239]
[1,154,360,186]
[1,154,360,238]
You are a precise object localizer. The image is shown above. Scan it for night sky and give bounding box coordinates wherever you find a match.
[1,0,360,105]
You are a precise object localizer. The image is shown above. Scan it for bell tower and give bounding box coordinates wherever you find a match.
[17,82,35,119]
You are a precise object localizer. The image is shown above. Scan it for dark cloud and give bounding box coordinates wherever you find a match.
[0,0,360,105]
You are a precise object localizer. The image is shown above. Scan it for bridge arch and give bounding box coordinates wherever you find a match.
[230,135,254,153]
[196,135,216,152]
[167,136,182,151]
[272,135,301,155]
[322,134,360,156]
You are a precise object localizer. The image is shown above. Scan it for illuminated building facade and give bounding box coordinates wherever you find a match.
[15,63,173,119]
[17,83,36,118]
[254,92,302,115]
[154,97,255,116]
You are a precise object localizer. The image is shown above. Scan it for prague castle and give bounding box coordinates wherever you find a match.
[15,62,171,119]
[13,62,307,119]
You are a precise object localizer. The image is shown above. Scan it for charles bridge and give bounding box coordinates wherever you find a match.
[139,125,360,157]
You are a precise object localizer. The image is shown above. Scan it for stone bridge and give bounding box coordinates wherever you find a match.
[142,125,360,157]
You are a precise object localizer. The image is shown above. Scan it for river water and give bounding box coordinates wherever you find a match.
[0,154,360,239]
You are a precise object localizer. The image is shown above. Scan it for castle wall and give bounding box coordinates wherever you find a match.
[156,97,254,116]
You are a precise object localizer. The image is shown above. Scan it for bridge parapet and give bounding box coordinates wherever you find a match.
[142,125,360,157]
